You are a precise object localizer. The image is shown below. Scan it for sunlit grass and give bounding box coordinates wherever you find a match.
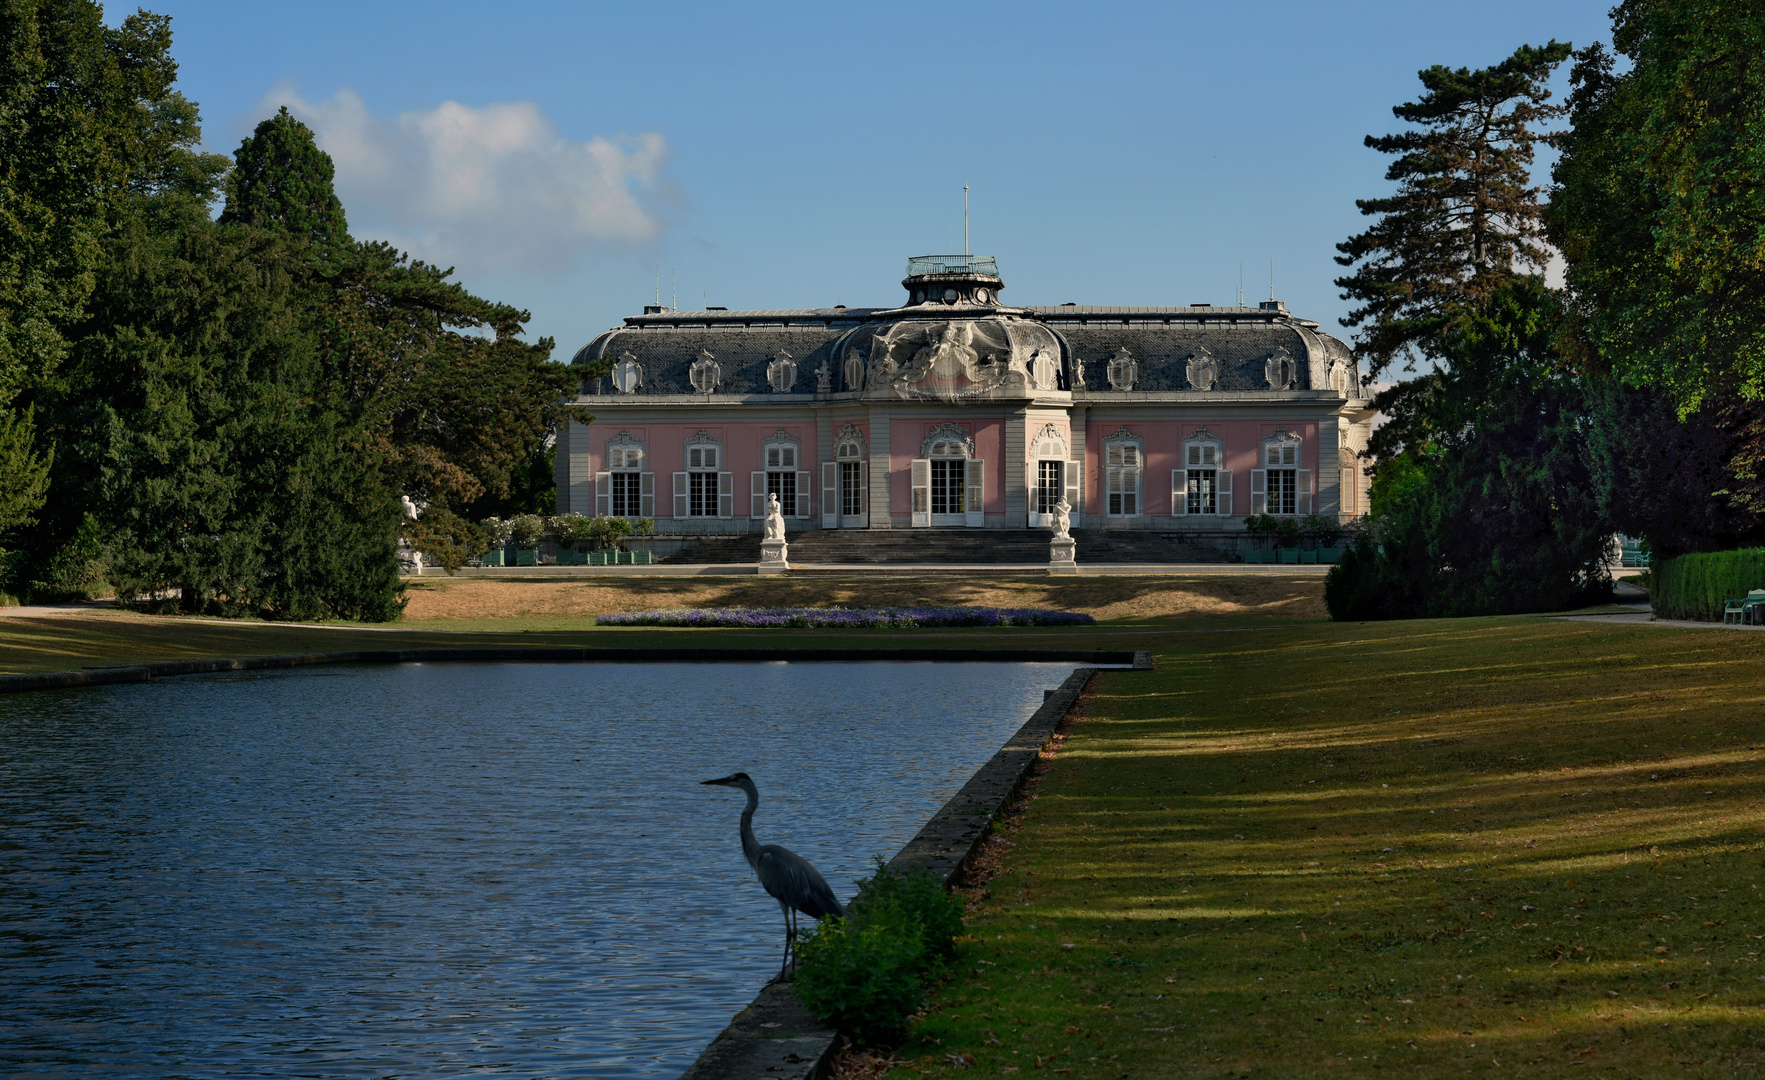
[888,618,1765,1079]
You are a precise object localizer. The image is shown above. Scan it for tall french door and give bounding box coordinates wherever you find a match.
[930,459,966,525]
[911,456,986,527]
[1028,459,1063,527]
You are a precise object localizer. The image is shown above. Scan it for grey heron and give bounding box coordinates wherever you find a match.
[701,772,846,979]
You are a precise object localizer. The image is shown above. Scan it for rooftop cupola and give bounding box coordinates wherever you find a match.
[902,255,1004,307]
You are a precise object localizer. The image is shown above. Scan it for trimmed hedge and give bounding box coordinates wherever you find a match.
[1651,548,1765,621]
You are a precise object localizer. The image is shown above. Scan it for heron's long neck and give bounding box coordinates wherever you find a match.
[738,783,761,870]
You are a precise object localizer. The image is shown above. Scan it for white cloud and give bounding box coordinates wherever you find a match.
[259,85,667,273]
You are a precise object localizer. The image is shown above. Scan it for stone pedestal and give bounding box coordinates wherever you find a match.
[1048,537,1077,574]
[759,539,790,574]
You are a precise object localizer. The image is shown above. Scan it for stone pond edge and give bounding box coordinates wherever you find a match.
[0,647,1142,694]
[678,649,1154,1080]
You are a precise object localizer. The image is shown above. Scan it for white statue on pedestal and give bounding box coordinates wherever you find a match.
[1048,496,1076,572]
[763,492,786,541]
[759,492,789,572]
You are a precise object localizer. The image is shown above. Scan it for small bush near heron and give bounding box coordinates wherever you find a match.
[844,859,963,958]
[794,860,965,1043]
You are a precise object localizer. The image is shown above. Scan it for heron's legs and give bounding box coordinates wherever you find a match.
[778,900,794,981]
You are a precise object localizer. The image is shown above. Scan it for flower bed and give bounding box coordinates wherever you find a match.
[594,606,1096,628]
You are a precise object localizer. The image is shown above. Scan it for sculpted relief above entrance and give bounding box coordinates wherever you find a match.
[850,317,1066,403]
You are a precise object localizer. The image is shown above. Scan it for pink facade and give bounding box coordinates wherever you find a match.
[1076,420,1320,517]
[557,255,1373,541]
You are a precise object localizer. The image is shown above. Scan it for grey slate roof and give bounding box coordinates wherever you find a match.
[572,300,1360,397]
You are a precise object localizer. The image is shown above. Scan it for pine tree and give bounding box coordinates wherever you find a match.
[219,107,584,571]
[1335,42,1572,375]
[220,106,350,248]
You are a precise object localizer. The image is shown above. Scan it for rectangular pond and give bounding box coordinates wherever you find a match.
[0,660,1078,1078]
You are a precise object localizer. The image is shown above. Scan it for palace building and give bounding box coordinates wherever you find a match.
[555,256,1374,551]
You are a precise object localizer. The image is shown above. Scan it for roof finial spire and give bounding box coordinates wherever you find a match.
[963,184,970,259]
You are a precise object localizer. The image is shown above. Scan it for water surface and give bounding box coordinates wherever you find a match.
[0,661,1072,1079]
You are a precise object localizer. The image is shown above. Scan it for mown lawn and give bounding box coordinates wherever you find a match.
[888,617,1765,1079]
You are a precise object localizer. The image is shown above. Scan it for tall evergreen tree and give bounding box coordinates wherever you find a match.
[219,106,349,248]
[0,2,194,540]
[1327,281,1611,619]
[218,107,585,571]
[1335,42,1572,375]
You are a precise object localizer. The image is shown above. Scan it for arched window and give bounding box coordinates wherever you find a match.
[755,431,810,518]
[824,425,868,527]
[597,431,653,519]
[1027,423,1075,528]
[674,431,731,518]
[912,423,983,527]
[1252,431,1310,516]
[1173,429,1231,517]
[1103,428,1143,517]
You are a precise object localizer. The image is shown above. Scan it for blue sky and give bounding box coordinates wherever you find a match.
[137,1,1614,359]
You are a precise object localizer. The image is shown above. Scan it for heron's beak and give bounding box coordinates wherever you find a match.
[700,776,733,786]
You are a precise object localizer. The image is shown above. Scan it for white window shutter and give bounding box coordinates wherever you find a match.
[1025,460,1039,527]
[966,459,985,527]
[857,459,868,524]
[1216,469,1233,516]
[1067,459,1083,526]
[718,471,734,517]
[1250,469,1267,515]
[796,470,811,517]
[640,472,655,517]
[1297,469,1312,515]
[750,471,767,518]
[1340,467,1355,514]
[673,472,688,518]
[595,471,611,517]
[822,463,838,527]
[911,458,931,527]
[1172,469,1188,516]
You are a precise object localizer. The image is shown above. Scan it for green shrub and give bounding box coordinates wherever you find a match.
[1651,548,1765,621]
[546,512,595,550]
[794,859,966,1043]
[793,917,927,1043]
[1301,513,1341,545]
[480,517,515,549]
[1277,517,1302,548]
[508,513,546,549]
[1244,514,1279,548]
[846,859,965,957]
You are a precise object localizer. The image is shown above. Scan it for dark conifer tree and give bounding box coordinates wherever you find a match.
[0,3,193,560]
[220,106,350,248]
[1335,42,1572,375]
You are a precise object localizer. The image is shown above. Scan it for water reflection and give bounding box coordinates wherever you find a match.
[0,661,1071,1078]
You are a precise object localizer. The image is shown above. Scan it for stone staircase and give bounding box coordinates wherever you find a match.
[657,528,1230,565]
[654,534,762,564]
